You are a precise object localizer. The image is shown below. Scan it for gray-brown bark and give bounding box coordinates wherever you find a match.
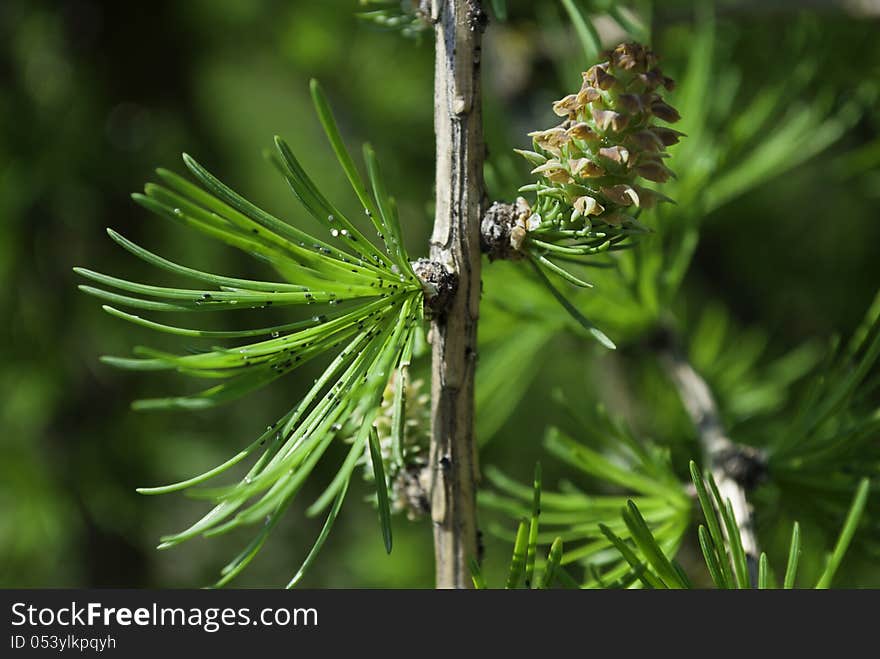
[426,0,486,589]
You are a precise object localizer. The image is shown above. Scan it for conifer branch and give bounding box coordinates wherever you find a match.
[427,0,486,588]
[655,330,764,586]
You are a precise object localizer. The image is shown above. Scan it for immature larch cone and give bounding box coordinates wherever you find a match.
[518,42,683,232]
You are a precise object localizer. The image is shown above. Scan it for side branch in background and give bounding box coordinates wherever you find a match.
[427,0,486,588]
[654,329,765,586]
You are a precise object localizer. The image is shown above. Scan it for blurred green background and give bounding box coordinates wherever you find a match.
[1,0,878,588]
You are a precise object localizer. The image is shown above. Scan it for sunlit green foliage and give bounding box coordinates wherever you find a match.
[76,81,425,586]
[599,463,871,589]
[485,297,880,586]
[481,402,690,587]
[471,464,573,589]
[3,0,878,588]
